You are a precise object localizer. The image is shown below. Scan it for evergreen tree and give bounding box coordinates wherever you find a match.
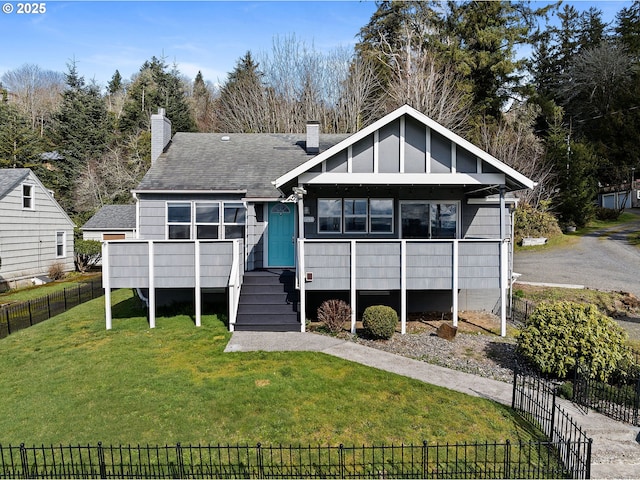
[119,57,196,134]
[48,62,111,211]
[0,99,43,168]
[616,1,640,55]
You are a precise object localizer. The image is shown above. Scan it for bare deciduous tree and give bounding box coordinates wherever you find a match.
[477,103,558,208]
[1,64,65,136]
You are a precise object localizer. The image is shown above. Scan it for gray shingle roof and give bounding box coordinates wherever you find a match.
[82,204,137,230]
[136,133,348,198]
[0,168,30,200]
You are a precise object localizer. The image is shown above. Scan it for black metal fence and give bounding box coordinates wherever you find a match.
[510,296,537,325]
[573,353,640,426]
[0,277,103,339]
[512,367,592,479]
[0,440,574,479]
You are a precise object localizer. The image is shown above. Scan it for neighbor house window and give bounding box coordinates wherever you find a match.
[195,202,220,239]
[167,202,192,239]
[22,184,34,210]
[318,199,342,233]
[56,231,65,257]
[223,202,246,239]
[318,198,394,234]
[401,201,458,239]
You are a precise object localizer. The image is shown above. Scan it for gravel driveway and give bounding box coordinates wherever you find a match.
[513,209,640,298]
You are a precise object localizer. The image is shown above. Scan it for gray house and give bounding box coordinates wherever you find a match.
[102,105,534,336]
[82,204,137,241]
[0,168,75,291]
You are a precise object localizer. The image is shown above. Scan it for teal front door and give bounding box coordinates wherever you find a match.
[268,202,296,266]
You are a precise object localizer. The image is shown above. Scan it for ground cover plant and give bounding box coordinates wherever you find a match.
[0,289,543,448]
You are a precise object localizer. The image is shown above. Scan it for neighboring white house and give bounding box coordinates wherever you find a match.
[0,168,75,291]
[100,105,535,336]
[82,204,137,241]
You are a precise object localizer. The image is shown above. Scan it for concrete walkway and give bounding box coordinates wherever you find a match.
[225,331,640,479]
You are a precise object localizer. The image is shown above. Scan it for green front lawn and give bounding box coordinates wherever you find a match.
[0,273,100,304]
[0,289,540,447]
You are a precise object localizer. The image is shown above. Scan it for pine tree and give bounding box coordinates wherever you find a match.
[0,100,43,168]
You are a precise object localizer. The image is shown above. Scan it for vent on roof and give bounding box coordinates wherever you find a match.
[221,136,230,142]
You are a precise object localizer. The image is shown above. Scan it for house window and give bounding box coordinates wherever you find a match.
[223,202,246,239]
[22,184,34,210]
[370,199,394,233]
[195,202,220,239]
[318,199,342,233]
[319,198,394,234]
[56,231,65,257]
[344,199,368,233]
[167,202,192,239]
[401,201,458,239]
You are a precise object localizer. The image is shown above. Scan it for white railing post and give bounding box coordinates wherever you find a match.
[500,240,508,337]
[400,240,407,335]
[298,239,306,332]
[103,242,112,330]
[452,240,459,328]
[228,240,241,332]
[195,241,201,327]
[148,241,155,329]
[350,240,357,334]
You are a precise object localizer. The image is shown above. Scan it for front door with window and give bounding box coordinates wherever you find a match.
[268,202,295,266]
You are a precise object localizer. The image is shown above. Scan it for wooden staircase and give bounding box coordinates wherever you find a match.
[234,269,300,332]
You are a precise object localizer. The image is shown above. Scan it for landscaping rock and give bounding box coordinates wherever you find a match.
[436,323,457,340]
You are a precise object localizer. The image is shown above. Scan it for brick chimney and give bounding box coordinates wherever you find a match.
[306,121,319,154]
[151,108,172,165]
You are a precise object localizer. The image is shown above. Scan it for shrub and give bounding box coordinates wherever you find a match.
[517,301,632,381]
[514,203,562,244]
[48,262,66,280]
[317,299,351,334]
[362,305,398,340]
[595,207,621,221]
[74,239,102,272]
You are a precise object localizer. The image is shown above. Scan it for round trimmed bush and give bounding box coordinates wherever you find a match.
[517,301,632,381]
[362,305,398,340]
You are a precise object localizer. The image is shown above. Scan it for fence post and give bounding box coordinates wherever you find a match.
[176,443,184,479]
[256,443,264,479]
[634,375,640,426]
[503,439,510,479]
[46,294,51,319]
[512,366,518,408]
[339,444,345,479]
[19,444,28,478]
[549,390,557,442]
[27,301,32,326]
[5,307,10,335]
[586,438,592,480]
[63,288,67,310]
[97,442,107,479]
[422,441,427,479]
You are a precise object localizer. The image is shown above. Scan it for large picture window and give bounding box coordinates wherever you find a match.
[318,198,394,234]
[166,201,245,240]
[401,201,458,239]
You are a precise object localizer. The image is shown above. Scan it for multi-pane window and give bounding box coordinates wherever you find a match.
[318,198,394,234]
[56,232,65,257]
[223,202,246,239]
[22,184,34,210]
[195,203,219,239]
[166,201,245,240]
[370,199,394,233]
[401,201,458,239]
[318,199,342,233]
[167,202,192,239]
[344,199,368,233]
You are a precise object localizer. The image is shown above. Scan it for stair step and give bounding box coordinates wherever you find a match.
[239,284,294,295]
[233,323,300,332]
[237,304,298,315]
[238,294,296,305]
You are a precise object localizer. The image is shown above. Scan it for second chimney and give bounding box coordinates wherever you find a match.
[151,108,172,165]
[306,121,319,154]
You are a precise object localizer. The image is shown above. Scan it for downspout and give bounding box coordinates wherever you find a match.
[499,186,507,337]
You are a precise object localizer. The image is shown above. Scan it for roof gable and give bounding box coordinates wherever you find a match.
[274,105,535,191]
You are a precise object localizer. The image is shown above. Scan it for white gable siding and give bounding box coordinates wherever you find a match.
[0,172,74,287]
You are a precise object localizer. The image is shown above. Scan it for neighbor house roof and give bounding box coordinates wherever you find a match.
[0,168,30,200]
[82,204,137,230]
[135,133,349,198]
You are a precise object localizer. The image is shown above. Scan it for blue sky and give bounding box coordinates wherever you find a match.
[0,1,633,90]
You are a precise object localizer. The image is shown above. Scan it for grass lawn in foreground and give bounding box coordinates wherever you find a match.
[0,289,541,447]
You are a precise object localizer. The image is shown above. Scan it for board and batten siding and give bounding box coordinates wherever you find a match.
[0,173,74,283]
[105,241,234,289]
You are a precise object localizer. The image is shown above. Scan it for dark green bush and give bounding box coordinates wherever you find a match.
[362,305,398,340]
[595,207,621,221]
[317,299,351,334]
[517,301,632,381]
